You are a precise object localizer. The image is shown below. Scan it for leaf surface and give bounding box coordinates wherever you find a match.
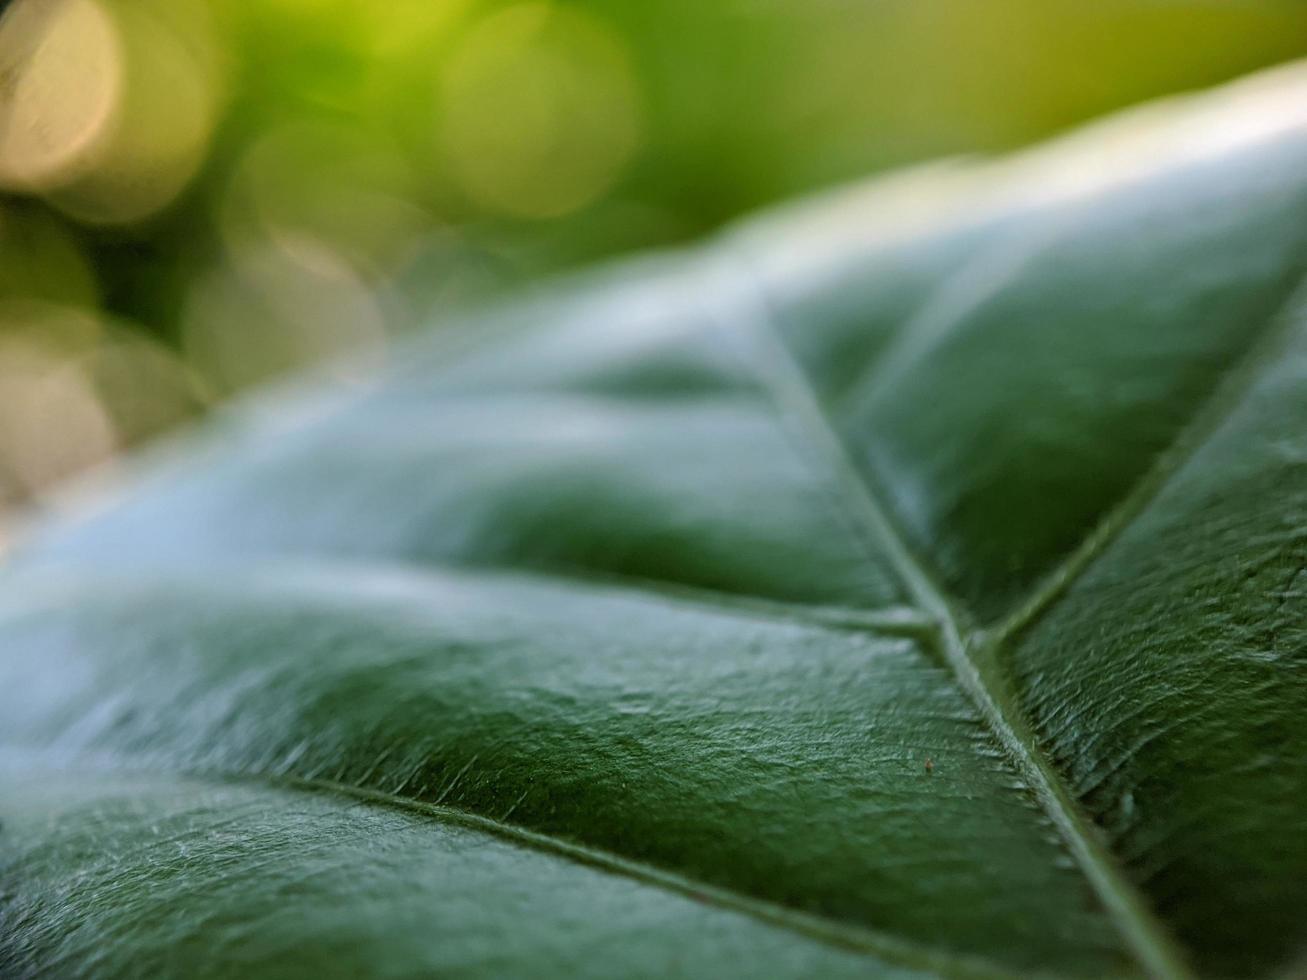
[5,63,1307,979]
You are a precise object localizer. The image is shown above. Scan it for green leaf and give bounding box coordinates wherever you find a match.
[4,63,1307,979]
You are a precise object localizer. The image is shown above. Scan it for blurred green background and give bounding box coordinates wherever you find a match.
[1,0,1306,527]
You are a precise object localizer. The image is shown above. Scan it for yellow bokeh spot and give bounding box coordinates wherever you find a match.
[183,237,389,397]
[82,327,200,447]
[367,0,473,59]
[0,300,201,512]
[223,122,429,279]
[0,0,224,224]
[441,2,642,219]
[0,0,123,191]
[0,304,117,505]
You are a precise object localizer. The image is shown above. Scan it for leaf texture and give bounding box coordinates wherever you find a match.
[5,63,1307,979]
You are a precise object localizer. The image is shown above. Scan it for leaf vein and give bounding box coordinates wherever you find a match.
[8,752,1022,980]
[993,270,1307,648]
[708,248,1195,980]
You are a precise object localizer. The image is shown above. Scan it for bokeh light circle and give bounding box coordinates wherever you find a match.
[441,2,642,220]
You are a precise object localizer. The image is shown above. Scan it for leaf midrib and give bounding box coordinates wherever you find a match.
[18,185,1307,980]
[705,250,1200,980]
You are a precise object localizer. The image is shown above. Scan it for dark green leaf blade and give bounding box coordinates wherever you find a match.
[15,256,903,611]
[0,766,931,979]
[1007,299,1307,977]
[4,61,1307,980]
[734,72,1307,621]
[0,566,1128,975]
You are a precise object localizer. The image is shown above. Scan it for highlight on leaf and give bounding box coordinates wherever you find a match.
[3,19,1307,980]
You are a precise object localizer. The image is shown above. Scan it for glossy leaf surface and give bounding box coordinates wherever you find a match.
[4,64,1307,979]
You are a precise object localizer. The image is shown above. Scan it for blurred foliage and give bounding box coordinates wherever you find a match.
[1,0,1306,519]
